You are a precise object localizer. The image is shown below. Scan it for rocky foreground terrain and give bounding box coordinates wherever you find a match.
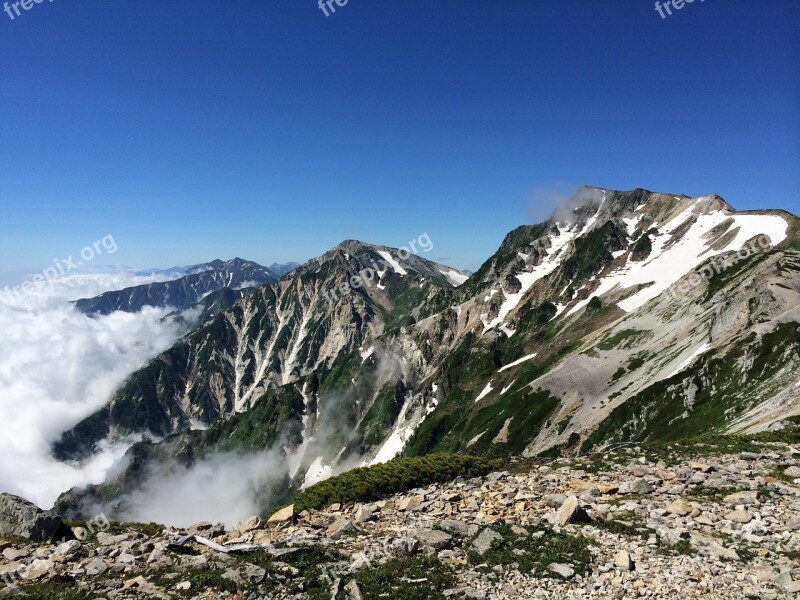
[3,431,800,599]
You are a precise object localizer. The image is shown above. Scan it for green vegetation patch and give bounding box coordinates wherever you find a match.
[466,524,594,576]
[12,580,95,600]
[289,453,501,513]
[349,555,457,600]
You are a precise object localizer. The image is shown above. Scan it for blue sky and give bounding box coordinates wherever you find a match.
[1,0,798,278]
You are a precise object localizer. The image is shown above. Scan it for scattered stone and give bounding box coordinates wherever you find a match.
[723,490,760,506]
[344,579,364,600]
[784,466,800,478]
[354,506,374,523]
[724,509,753,524]
[233,515,261,533]
[397,495,425,511]
[618,478,653,495]
[326,519,358,539]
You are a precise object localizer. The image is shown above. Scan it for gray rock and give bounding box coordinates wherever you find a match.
[96,532,129,546]
[439,519,471,537]
[85,557,108,576]
[53,539,81,561]
[724,509,752,524]
[618,478,653,495]
[354,506,374,523]
[2,547,28,561]
[0,493,66,542]
[546,493,567,508]
[548,562,575,579]
[267,504,295,525]
[723,490,759,506]
[397,495,425,511]
[409,528,453,550]
[556,495,591,526]
[345,579,364,600]
[269,547,307,560]
[223,563,266,585]
[21,558,53,581]
[326,519,358,539]
[232,515,261,533]
[783,466,800,478]
[389,537,419,557]
[471,528,503,556]
[615,549,634,571]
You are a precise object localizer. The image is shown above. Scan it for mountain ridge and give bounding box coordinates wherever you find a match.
[53,187,800,523]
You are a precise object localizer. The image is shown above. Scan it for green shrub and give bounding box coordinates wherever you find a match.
[288,453,501,513]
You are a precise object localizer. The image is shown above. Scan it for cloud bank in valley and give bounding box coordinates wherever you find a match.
[0,272,190,509]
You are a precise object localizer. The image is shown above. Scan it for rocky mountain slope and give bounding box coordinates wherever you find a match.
[54,187,800,522]
[6,427,800,599]
[74,258,279,316]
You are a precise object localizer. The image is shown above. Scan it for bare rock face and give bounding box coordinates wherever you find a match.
[0,494,69,543]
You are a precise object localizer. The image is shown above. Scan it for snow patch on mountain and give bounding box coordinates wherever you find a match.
[565,208,789,317]
[483,218,596,333]
[498,353,538,372]
[475,381,494,403]
[439,268,469,287]
[377,251,408,275]
[668,343,712,378]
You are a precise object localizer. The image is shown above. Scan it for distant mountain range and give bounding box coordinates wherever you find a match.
[73,258,288,316]
[55,187,800,520]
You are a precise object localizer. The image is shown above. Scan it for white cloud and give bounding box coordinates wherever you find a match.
[0,272,190,509]
[116,450,288,528]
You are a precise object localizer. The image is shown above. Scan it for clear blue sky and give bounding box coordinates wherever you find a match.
[1,0,798,277]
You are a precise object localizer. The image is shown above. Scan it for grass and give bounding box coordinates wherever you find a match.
[685,486,741,501]
[642,424,800,463]
[590,517,653,540]
[288,453,501,513]
[597,328,647,351]
[656,539,696,557]
[151,568,239,597]
[9,579,94,599]
[348,556,457,600]
[466,524,595,576]
[151,545,347,598]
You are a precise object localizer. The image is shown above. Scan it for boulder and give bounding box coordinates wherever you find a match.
[548,562,575,579]
[556,495,591,526]
[618,478,653,495]
[267,504,295,525]
[233,515,262,533]
[408,528,453,550]
[0,493,69,543]
[615,549,634,571]
[471,528,503,556]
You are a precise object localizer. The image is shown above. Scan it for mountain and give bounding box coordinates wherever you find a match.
[269,262,302,277]
[73,258,278,316]
[54,242,468,466]
[54,187,800,519]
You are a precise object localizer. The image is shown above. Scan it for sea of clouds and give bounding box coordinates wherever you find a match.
[0,271,191,509]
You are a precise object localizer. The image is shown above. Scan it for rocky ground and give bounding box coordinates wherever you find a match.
[2,438,800,599]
